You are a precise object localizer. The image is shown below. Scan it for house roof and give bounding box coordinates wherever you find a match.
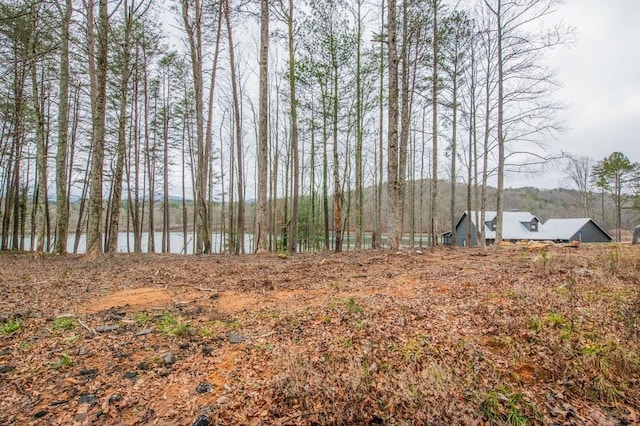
[458,211,611,241]
[460,211,543,240]
[543,218,612,241]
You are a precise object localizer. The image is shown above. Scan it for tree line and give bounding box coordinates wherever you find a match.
[0,0,575,255]
[564,151,640,242]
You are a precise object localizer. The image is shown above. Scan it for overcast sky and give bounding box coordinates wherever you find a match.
[512,0,640,189]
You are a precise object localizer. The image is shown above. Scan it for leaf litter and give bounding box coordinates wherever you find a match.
[0,245,639,425]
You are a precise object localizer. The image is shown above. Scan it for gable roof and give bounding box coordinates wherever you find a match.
[458,211,611,241]
[460,211,542,240]
[543,218,612,241]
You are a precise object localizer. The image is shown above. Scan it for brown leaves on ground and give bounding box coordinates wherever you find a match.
[0,245,639,425]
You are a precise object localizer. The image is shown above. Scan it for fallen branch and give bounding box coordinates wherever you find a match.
[168,283,218,292]
[197,286,218,292]
[77,318,96,336]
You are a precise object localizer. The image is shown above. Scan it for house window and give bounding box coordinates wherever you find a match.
[491,220,497,231]
[531,223,538,232]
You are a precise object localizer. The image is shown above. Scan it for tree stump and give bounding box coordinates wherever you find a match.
[633,225,640,245]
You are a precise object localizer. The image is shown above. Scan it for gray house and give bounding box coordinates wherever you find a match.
[443,211,612,246]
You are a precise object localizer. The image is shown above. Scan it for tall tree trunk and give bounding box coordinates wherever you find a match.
[495,0,505,244]
[430,0,439,247]
[410,129,416,246]
[1,53,22,251]
[321,82,329,251]
[419,105,426,247]
[30,168,38,251]
[387,0,400,250]
[450,61,458,245]
[203,1,223,251]
[468,37,478,247]
[616,175,622,242]
[354,0,364,250]
[144,46,155,253]
[107,0,134,253]
[181,108,188,253]
[466,117,473,247]
[55,0,72,255]
[1,115,17,250]
[74,143,92,253]
[256,0,269,253]
[162,68,171,253]
[67,86,80,252]
[398,0,410,247]
[282,131,290,249]
[224,0,244,254]
[374,0,385,249]
[29,4,47,255]
[228,111,236,253]
[124,93,135,253]
[270,94,279,252]
[310,102,317,251]
[218,124,225,252]
[287,0,300,254]
[479,30,492,247]
[331,38,342,253]
[182,0,210,254]
[86,0,109,257]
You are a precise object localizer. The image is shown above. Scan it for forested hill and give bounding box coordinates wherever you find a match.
[504,187,586,221]
[503,187,636,230]
[391,179,637,232]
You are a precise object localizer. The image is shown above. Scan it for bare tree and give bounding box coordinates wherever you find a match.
[564,153,594,218]
[482,0,569,243]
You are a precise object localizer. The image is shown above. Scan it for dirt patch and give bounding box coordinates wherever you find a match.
[515,363,535,383]
[216,291,259,315]
[216,289,328,315]
[207,345,244,396]
[80,287,172,313]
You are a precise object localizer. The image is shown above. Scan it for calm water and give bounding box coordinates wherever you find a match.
[9,232,253,254]
[6,232,433,254]
[74,232,255,254]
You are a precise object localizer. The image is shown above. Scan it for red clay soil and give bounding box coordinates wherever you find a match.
[0,245,639,425]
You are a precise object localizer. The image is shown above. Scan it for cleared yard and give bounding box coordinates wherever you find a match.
[0,245,639,425]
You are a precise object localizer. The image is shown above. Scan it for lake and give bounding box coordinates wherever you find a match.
[5,232,433,254]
